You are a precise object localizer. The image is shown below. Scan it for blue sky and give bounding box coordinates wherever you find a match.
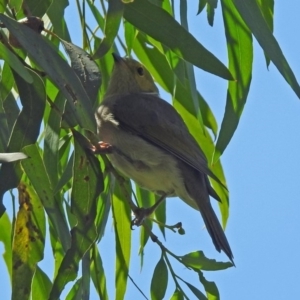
[1,1,300,299]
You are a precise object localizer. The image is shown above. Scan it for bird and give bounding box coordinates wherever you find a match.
[95,53,234,263]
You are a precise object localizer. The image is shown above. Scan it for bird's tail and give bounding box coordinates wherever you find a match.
[180,162,234,264]
[199,199,234,264]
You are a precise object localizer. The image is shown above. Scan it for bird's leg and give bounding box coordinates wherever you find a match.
[131,193,167,227]
[89,141,113,154]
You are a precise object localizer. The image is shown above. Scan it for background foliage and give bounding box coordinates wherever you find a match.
[0,0,299,299]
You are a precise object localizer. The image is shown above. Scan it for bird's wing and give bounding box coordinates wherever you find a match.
[107,93,223,186]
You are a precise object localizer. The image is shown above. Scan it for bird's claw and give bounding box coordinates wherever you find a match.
[131,207,150,229]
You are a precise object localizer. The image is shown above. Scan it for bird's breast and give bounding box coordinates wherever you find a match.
[97,113,182,195]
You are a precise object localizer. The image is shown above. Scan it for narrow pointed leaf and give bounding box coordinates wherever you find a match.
[0,212,12,281]
[0,69,45,216]
[50,130,103,299]
[256,0,274,66]
[43,91,66,188]
[25,0,52,17]
[181,278,207,300]
[233,0,300,98]
[21,144,70,252]
[198,271,219,300]
[150,255,168,300]
[214,0,253,162]
[93,0,124,59]
[112,180,132,300]
[0,43,33,83]
[0,14,96,131]
[90,245,109,300]
[124,0,233,80]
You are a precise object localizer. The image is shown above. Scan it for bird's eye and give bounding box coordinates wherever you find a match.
[137,67,144,76]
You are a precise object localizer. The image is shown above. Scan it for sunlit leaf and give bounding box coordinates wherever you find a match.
[49,130,103,299]
[170,289,184,300]
[0,212,12,282]
[124,0,233,80]
[93,0,124,59]
[180,250,233,271]
[214,0,253,162]
[112,180,132,299]
[31,267,52,300]
[198,271,220,300]
[90,245,109,300]
[233,0,300,98]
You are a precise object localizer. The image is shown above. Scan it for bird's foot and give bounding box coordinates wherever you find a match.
[90,141,113,154]
[131,207,153,228]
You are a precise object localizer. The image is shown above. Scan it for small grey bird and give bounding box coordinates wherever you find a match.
[96,54,233,263]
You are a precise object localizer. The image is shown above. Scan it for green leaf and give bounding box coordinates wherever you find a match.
[207,0,218,26]
[0,68,45,216]
[94,173,111,240]
[170,289,184,300]
[61,40,102,107]
[136,187,154,260]
[214,0,253,162]
[124,0,233,80]
[53,152,74,194]
[180,250,233,271]
[21,144,71,251]
[256,0,274,67]
[93,0,124,59]
[0,14,96,132]
[47,0,71,41]
[24,0,52,17]
[12,182,46,300]
[90,245,109,300]
[198,271,219,300]
[179,2,204,129]
[181,278,207,300]
[197,0,208,15]
[124,19,136,55]
[0,43,33,83]
[43,91,66,188]
[0,212,12,282]
[65,278,82,300]
[50,130,103,299]
[233,0,300,99]
[81,252,91,300]
[0,152,27,162]
[0,62,15,105]
[31,267,52,300]
[150,255,168,300]
[154,194,166,238]
[112,179,132,300]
